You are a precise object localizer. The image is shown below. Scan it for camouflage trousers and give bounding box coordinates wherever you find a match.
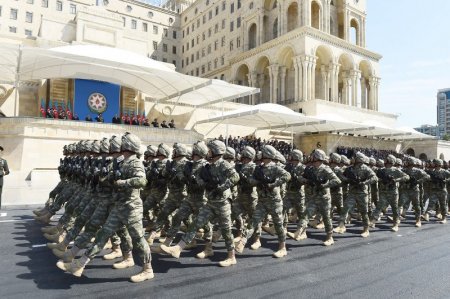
[48,183,78,214]
[74,192,126,249]
[372,191,399,223]
[85,198,150,264]
[330,189,343,217]
[165,195,207,239]
[340,192,370,228]
[299,195,333,234]
[426,190,448,217]
[283,191,305,229]
[55,188,87,227]
[143,189,168,222]
[60,189,94,231]
[65,194,99,242]
[244,197,286,243]
[399,189,421,220]
[46,181,66,208]
[182,199,234,251]
[152,191,184,233]
[232,193,257,234]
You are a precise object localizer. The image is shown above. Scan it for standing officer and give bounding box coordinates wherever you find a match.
[0,146,10,208]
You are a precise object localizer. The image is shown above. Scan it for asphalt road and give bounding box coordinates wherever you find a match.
[1,205,450,299]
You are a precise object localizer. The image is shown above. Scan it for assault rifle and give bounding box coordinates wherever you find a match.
[302,165,328,188]
[254,164,275,192]
[376,168,395,187]
[199,164,220,191]
[109,156,122,184]
[429,170,446,189]
[183,161,196,184]
[285,163,301,190]
[344,166,363,185]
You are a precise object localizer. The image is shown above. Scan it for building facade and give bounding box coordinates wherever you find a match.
[437,88,450,139]
[414,124,438,138]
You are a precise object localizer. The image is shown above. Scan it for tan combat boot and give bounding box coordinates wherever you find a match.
[422,213,430,222]
[41,224,62,234]
[219,250,237,267]
[361,227,370,238]
[250,237,261,250]
[415,219,422,227]
[440,216,447,224]
[51,239,71,257]
[196,242,214,259]
[103,245,122,260]
[151,237,173,254]
[33,208,47,216]
[184,239,197,250]
[333,222,346,234]
[130,263,154,283]
[323,233,334,246]
[45,231,66,243]
[160,240,186,258]
[60,245,81,263]
[56,255,90,277]
[273,242,287,258]
[146,231,157,245]
[293,227,307,241]
[234,237,247,254]
[391,224,399,232]
[113,252,135,269]
[436,213,442,220]
[34,212,52,224]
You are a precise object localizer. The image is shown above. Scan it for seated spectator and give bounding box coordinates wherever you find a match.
[72,114,79,121]
[95,113,104,123]
[161,120,169,128]
[151,118,159,128]
[58,110,66,119]
[46,107,53,118]
[143,118,150,126]
[85,114,93,122]
[169,119,176,129]
[112,114,121,124]
[132,117,139,126]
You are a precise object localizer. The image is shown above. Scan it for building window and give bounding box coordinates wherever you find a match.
[231,3,234,13]
[143,23,148,32]
[202,48,205,57]
[26,12,33,23]
[122,17,126,27]
[237,37,241,48]
[70,4,76,14]
[163,44,167,52]
[222,1,226,11]
[131,19,137,29]
[249,2,254,9]
[222,19,226,29]
[172,31,177,39]
[191,54,194,62]
[148,11,154,18]
[209,10,212,20]
[153,41,158,50]
[221,36,225,46]
[172,46,177,54]
[182,45,184,53]
[215,6,219,15]
[215,23,218,33]
[207,44,211,54]
[172,60,176,67]
[186,57,189,65]
[197,19,200,27]
[196,51,199,59]
[191,39,194,47]
[238,0,241,9]
[169,17,173,24]
[230,21,234,32]
[196,68,200,76]
[208,28,212,37]
[208,62,211,71]
[206,0,210,5]
[25,29,32,36]
[9,26,17,33]
[56,1,62,11]
[10,9,18,20]
[230,41,234,51]
[126,5,132,12]
[203,15,206,24]
[41,0,48,8]
[153,25,158,34]
[237,17,241,28]
[201,65,205,74]
[214,40,218,50]
[164,28,168,37]
[221,56,225,65]
[162,58,167,62]
[214,58,218,68]
[202,32,205,41]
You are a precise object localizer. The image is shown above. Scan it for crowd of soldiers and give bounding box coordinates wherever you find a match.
[32,132,450,283]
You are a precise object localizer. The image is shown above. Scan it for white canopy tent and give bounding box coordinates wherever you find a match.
[0,44,258,111]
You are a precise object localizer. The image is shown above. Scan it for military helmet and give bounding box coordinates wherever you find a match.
[91,140,101,154]
[157,143,171,157]
[340,155,350,166]
[146,145,158,157]
[311,149,327,162]
[256,151,262,161]
[63,145,68,155]
[223,146,236,160]
[173,143,189,158]
[208,140,226,156]
[110,135,122,153]
[100,138,110,153]
[192,141,208,158]
[261,145,278,160]
[385,154,397,165]
[329,153,341,164]
[376,159,384,167]
[84,140,94,153]
[275,151,286,164]
[396,158,403,166]
[405,156,414,167]
[369,157,376,166]
[240,146,256,160]
[354,152,369,164]
[434,158,444,167]
[121,132,141,153]
[289,150,304,162]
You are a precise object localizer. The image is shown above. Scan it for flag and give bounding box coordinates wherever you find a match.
[40,99,46,117]
[66,101,72,120]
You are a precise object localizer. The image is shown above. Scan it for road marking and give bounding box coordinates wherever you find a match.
[0,219,34,223]
[32,244,47,248]
[0,213,7,217]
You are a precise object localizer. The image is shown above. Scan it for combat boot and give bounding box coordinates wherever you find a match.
[262,225,276,236]
[360,227,370,238]
[34,212,52,224]
[273,242,287,258]
[391,224,399,232]
[113,252,135,269]
[151,237,173,254]
[219,250,236,267]
[310,218,320,229]
[422,213,430,222]
[45,231,66,243]
[130,263,154,283]
[250,237,261,250]
[436,213,442,220]
[184,239,197,250]
[33,208,47,216]
[103,245,122,260]
[415,220,422,227]
[60,245,81,263]
[160,240,186,258]
[51,239,71,258]
[56,255,90,277]
[440,216,447,224]
[146,231,157,245]
[196,242,214,259]
[293,227,307,241]
[41,225,61,234]
[323,233,334,246]
[333,222,346,234]
[235,237,247,254]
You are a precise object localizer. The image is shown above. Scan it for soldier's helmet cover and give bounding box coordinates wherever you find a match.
[91,140,101,154]
[157,143,171,157]
[369,157,376,166]
[340,155,350,165]
[396,158,403,166]
[386,154,397,165]
[289,149,303,162]
[109,135,122,153]
[208,140,226,156]
[311,149,327,162]
[223,146,236,160]
[434,158,444,167]
[100,138,110,153]
[261,145,278,160]
[173,143,189,157]
[192,141,209,158]
[376,159,384,167]
[146,145,158,157]
[121,132,141,153]
[354,152,369,164]
[241,146,256,160]
[329,153,341,164]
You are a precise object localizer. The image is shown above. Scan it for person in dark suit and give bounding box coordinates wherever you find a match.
[95,113,104,123]
[161,120,169,128]
[85,114,93,122]
[151,118,159,128]
[0,146,10,209]
[169,119,176,129]
[112,114,121,124]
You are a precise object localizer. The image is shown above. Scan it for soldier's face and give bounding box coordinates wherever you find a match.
[207,149,212,159]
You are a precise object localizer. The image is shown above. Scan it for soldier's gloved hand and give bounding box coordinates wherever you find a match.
[358,180,367,187]
[190,175,197,184]
[115,179,127,187]
[267,183,276,190]
[217,179,232,192]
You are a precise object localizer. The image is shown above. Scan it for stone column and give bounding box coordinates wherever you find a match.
[374,77,380,111]
[259,12,264,46]
[258,74,266,104]
[361,17,366,47]
[293,56,302,102]
[310,57,317,101]
[344,10,349,41]
[301,57,310,101]
[268,64,279,104]
[320,65,328,101]
[368,76,376,110]
[342,74,349,105]
[329,62,340,102]
[349,70,360,107]
[360,77,367,108]
[279,66,287,103]
[247,71,257,105]
[243,21,248,51]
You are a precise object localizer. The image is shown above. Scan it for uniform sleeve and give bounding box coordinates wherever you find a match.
[270,166,291,188]
[124,160,148,188]
[394,168,409,183]
[365,166,378,185]
[322,167,341,189]
[418,169,430,182]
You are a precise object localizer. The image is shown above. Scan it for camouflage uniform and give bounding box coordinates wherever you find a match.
[283,150,306,231]
[424,159,450,221]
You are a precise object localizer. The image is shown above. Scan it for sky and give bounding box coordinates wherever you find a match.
[366,0,450,127]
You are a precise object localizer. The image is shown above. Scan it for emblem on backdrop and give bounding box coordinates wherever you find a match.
[87,92,107,114]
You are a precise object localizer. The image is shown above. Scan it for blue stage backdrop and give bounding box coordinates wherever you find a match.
[74,79,120,123]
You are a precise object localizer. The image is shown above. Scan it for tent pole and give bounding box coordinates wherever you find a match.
[291,127,293,150]
[14,45,22,117]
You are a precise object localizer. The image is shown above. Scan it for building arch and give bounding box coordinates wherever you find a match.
[254,56,271,104]
[419,153,428,161]
[248,23,258,50]
[264,0,277,10]
[287,2,299,32]
[311,0,322,30]
[440,153,445,160]
[277,46,296,104]
[350,18,360,45]
[314,45,334,101]
[338,53,355,105]
[235,64,251,104]
[405,148,415,157]
[359,60,374,109]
